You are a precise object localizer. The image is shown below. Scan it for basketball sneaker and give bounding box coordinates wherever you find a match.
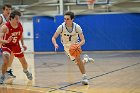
[23,70,33,80]
[81,75,89,85]
[0,72,15,84]
[6,69,16,78]
[83,54,94,63]
[0,75,5,84]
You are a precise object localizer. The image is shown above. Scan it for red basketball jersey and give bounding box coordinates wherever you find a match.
[3,22,23,45]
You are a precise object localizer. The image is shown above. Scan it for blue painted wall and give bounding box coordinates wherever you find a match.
[33,16,56,52]
[33,13,140,52]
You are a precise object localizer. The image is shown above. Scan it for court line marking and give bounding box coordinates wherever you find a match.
[0,84,82,93]
[3,62,139,93]
[1,62,139,93]
[32,86,82,93]
[48,62,140,92]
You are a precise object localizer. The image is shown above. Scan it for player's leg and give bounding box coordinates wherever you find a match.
[75,56,89,85]
[64,45,88,85]
[64,45,76,63]
[17,56,32,80]
[6,52,16,78]
[0,50,11,84]
[75,56,86,74]
[13,44,32,80]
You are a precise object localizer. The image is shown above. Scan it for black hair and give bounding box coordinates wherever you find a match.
[2,4,12,10]
[9,10,21,20]
[64,11,75,19]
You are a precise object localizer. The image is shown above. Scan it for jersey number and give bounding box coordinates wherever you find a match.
[12,36,18,43]
[69,35,72,41]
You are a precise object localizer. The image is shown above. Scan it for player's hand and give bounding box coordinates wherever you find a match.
[54,43,59,49]
[77,44,81,48]
[22,45,27,51]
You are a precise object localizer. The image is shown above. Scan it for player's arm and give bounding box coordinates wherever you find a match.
[52,32,59,49]
[0,16,3,25]
[19,23,27,51]
[20,35,27,51]
[78,33,85,46]
[52,25,62,49]
[0,25,9,44]
[76,24,85,46]
[20,35,24,46]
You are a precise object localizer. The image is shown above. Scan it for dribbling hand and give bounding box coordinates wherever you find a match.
[54,43,59,50]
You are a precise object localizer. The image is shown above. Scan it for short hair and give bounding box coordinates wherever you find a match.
[64,11,75,19]
[2,4,12,10]
[9,10,21,19]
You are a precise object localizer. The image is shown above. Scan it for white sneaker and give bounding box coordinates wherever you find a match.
[89,58,94,63]
[0,73,12,84]
[0,75,5,84]
[23,70,33,80]
[83,54,94,63]
[81,75,89,85]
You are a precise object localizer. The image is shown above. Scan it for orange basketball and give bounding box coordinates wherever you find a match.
[69,44,82,57]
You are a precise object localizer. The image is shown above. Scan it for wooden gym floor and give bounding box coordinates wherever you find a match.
[0,51,140,93]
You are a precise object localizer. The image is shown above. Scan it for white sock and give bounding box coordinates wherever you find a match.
[82,74,87,77]
[23,69,28,73]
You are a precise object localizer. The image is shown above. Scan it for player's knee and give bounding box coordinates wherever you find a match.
[75,59,82,65]
[3,52,10,59]
[75,56,81,61]
[3,51,10,56]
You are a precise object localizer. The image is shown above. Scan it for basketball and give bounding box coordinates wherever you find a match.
[69,44,82,57]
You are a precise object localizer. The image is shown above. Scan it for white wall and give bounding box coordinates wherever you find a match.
[20,17,34,52]
[21,17,34,39]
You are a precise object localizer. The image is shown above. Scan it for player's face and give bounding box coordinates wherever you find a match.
[64,15,73,26]
[3,7,11,16]
[12,15,20,23]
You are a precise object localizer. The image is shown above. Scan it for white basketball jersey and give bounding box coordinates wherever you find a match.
[0,14,7,29]
[60,22,79,45]
[0,14,7,47]
[0,14,7,24]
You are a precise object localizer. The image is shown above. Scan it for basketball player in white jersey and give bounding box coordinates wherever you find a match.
[52,11,94,85]
[0,4,16,78]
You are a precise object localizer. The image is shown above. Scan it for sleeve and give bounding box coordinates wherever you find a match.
[76,24,83,34]
[56,25,63,34]
[0,16,3,25]
[19,22,23,33]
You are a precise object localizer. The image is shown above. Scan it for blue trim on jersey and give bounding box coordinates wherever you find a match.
[65,23,74,33]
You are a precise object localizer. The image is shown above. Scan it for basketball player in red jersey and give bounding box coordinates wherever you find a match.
[0,4,16,78]
[0,10,32,84]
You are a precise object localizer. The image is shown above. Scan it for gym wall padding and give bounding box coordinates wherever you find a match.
[33,13,140,52]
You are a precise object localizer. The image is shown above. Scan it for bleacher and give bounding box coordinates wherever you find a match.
[0,0,140,16]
